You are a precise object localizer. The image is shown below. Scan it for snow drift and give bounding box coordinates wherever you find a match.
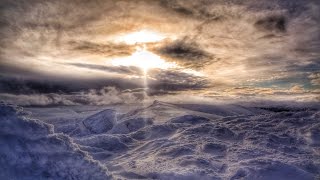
[1,101,320,179]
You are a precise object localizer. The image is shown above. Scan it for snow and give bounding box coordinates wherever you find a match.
[83,109,117,134]
[0,104,111,180]
[1,101,320,179]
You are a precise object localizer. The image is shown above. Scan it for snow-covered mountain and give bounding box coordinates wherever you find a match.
[1,101,319,179]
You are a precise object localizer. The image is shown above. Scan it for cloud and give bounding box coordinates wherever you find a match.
[0,87,143,106]
[254,15,287,33]
[159,0,229,20]
[222,85,309,96]
[158,0,320,88]
[0,75,141,94]
[0,93,77,106]
[0,76,73,94]
[0,67,213,106]
[68,41,136,57]
[67,63,143,75]
[74,87,144,105]
[153,38,215,69]
[0,0,319,99]
[147,69,211,94]
[309,73,320,86]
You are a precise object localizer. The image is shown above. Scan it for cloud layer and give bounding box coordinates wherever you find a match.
[0,0,319,105]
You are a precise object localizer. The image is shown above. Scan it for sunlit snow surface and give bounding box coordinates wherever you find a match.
[1,101,320,179]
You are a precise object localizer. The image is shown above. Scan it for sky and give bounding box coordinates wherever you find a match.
[0,0,319,105]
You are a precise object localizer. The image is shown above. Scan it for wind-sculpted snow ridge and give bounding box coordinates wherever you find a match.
[6,100,320,179]
[0,103,111,180]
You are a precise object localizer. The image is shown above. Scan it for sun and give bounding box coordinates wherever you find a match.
[111,46,177,74]
[110,29,178,73]
[115,29,167,45]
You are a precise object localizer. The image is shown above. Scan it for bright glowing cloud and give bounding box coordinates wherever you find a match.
[115,30,169,45]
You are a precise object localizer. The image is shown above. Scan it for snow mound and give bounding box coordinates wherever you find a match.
[75,134,132,153]
[130,123,178,141]
[82,109,116,134]
[241,160,314,180]
[0,104,110,180]
[169,115,210,125]
[110,117,153,134]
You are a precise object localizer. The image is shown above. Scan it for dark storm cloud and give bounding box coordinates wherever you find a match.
[254,15,287,33]
[0,63,39,77]
[69,41,135,57]
[0,75,141,95]
[0,68,211,105]
[154,39,215,69]
[147,69,211,95]
[0,77,72,94]
[67,63,142,75]
[0,66,210,98]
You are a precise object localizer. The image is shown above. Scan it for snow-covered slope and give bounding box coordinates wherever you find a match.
[102,102,319,179]
[1,101,320,179]
[0,104,111,180]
